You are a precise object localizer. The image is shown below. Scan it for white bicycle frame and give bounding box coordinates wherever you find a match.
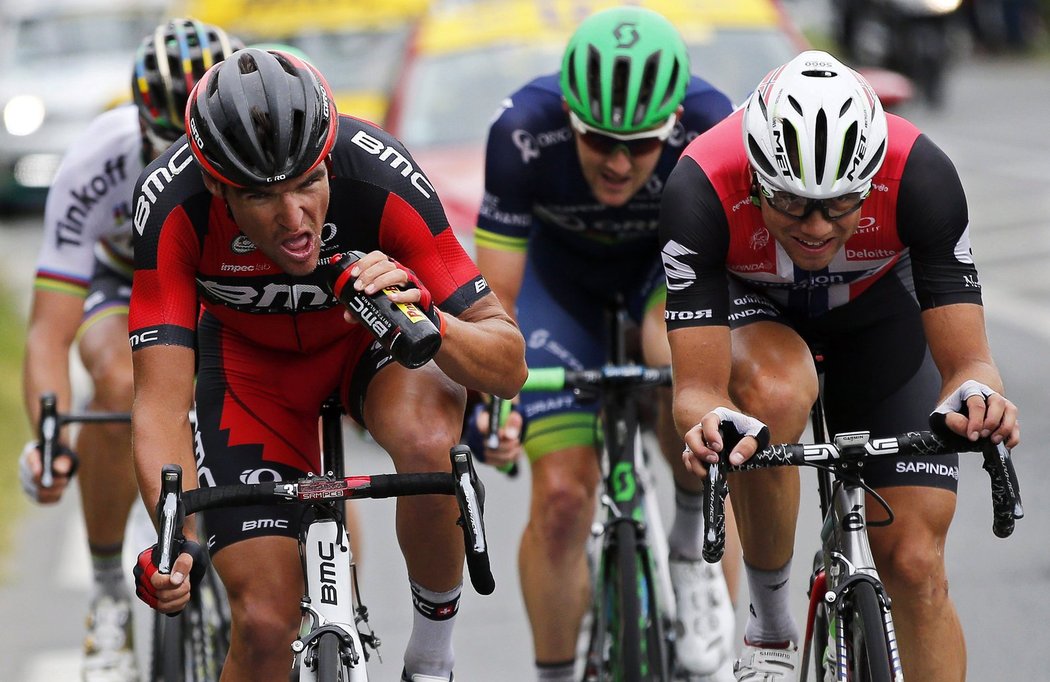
[295,516,369,681]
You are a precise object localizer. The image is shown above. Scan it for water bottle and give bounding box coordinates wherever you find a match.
[321,251,442,369]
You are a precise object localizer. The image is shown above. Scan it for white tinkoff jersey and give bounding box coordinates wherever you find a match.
[35,105,144,297]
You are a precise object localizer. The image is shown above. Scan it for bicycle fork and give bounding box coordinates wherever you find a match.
[804,484,903,682]
[294,517,380,681]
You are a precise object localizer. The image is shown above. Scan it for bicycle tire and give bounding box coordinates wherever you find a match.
[149,566,230,682]
[844,581,892,682]
[638,551,670,681]
[811,600,830,682]
[152,609,184,681]
[613,518,642,675]
[315,630,348,682]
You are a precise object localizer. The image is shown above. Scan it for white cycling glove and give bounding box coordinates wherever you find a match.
[929,380,999,438]
[18,440,40,501]
[711,407,771,452]
[932,380,998,417]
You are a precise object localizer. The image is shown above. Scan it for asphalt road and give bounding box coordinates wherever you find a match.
[1,51,1048,681]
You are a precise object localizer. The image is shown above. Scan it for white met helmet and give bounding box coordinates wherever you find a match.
[743,50,887,199]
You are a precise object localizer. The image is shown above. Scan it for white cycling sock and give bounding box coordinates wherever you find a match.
[667,484,705,561]
[404,579,460,678]
[743,560,800,646]
[90,547,127,600]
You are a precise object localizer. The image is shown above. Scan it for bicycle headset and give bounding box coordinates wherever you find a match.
[185,47,339,188]
[132,18,241,146]
[559,6,690,134]
[742,49,889,199]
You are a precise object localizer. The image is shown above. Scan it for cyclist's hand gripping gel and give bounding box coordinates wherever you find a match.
[322,251,442,369]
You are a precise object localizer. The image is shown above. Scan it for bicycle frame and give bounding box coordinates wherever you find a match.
[155,402,493,682]
[523,301,676,682]
[700,383,1023,682]
[802,433,903,682]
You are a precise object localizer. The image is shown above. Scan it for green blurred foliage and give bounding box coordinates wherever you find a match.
[0,285,29,579]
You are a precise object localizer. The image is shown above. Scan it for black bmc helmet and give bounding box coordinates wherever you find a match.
[185,48,338,187]
[132,18,240,147]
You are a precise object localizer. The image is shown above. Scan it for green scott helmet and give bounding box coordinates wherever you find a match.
[560,6,690,134]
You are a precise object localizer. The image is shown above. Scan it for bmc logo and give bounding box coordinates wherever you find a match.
[197,279,333,312]
[128,328,160,350]
[242,519,290,531]
[134,143,194,235]
[350,130,436,199]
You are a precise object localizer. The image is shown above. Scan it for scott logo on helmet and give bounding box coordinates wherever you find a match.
[613,22,640,49]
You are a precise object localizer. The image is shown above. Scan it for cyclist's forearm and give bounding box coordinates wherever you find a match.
[22,291,81,430]
[22,328,74,433]
[437,302,526,399]
[133,406,197,533]
[131,345,198,531]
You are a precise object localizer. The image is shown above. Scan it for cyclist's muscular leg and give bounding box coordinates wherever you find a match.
[868,486,964,682]
[520,446,600,663]
[365,362,468,677]
[727,321,815,570]
[76,314,138,550]
[365,362,468,588]
[212,535,303,682]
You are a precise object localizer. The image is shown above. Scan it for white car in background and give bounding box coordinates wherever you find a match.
[0,0,168,212]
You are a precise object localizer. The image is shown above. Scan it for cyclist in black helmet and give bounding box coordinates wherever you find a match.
[19,18,240,682]
[129,48,526,682]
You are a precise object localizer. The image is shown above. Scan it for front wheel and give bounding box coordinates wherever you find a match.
[314,631,349,682]
[843,581,893,682]
[589,519,669,682]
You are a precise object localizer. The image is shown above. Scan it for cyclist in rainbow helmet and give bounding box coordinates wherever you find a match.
[661,49,1019,681]
[20,18,239,682]
[471,6,738,680]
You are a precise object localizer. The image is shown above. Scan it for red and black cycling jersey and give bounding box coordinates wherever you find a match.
[129,114,488,352]
[659,110,983,328]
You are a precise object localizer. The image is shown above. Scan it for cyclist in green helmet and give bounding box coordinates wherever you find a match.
[470,7,739,681]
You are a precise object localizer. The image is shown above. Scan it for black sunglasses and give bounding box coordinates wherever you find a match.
[759,182,868,221]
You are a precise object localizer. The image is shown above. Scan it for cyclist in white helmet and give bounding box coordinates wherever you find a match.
[19,19,240,681]
[659,50,1019,681]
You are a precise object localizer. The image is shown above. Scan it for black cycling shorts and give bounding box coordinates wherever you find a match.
[78,257,132,336]
[727,258,959,492]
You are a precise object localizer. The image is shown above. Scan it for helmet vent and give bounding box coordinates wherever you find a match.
[747,134,777,177]
[659,57,682,112]
[860,140,887,179]
[814,108,828,186]
[238,52,259,74]
[839,99,852,117]
[787,95,803,116]
[837,122,858,181]
[565,48,581,102]
[782,122,801,179]
[801,69,836,78]
[632,53,660,127]
[611,57,631,126]
[587,46,603,122]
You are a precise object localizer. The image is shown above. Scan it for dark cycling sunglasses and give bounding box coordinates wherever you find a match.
[568,111,675,157]
[758,179,869,221]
